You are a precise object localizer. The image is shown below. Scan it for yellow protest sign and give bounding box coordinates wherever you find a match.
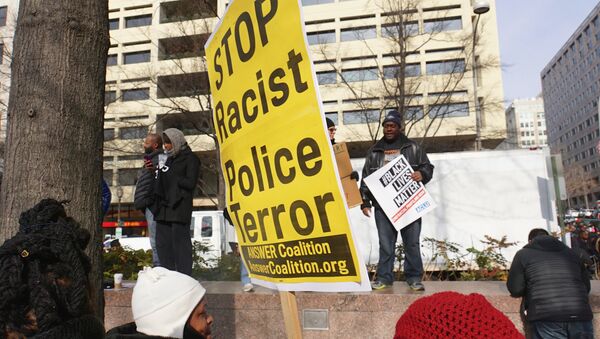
[205,0,369,292]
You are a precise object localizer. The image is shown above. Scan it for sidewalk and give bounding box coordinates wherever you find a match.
[105,280,600,338]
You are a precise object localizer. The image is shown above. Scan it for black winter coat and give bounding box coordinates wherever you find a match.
[359,135,434,209]
[507,235,592,323]
[29,314,105,339]
[134,149,162,211]
[152,146,200,225]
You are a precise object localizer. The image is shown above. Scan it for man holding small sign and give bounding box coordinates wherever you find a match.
[360,110,434,291]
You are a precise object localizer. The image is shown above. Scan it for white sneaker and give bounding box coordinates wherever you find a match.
[242,283,254,292]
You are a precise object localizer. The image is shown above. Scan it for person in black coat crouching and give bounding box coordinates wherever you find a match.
[507,228,593,338]
[150,128,200,276]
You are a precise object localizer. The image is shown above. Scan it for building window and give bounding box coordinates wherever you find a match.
[426,59,465,75]
[315,71,336,85]
[341,67,378,82]
[120,127,148,140]
[157,111,213,135]
[423,17,462,33]
[105,91,117,105]
[325,112,338,125]
[382,22,419,38]
[103,170,113,186]
[343,109,380,124]
[160,0,217,23]
[122,88,150,101]
[0,44,4,64]
[0,7,7,27]
[109,18,119,30]
[406,106,424,120]
[158,34,209,60]
[123,51,150,64]
[383,63,420,79]
[302,0,334,5]
[104,129,115,141]
[307,30,336,45]
[118,155,140,161]
[428,102,469,118]
[118,168,139,186]
[340,26,377,41]
[157,72,209,98]
[107,54,118,66]
[125,14,152,28]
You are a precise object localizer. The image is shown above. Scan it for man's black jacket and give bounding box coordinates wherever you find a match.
[359,135,434,209]
[134,149,162,211]
[507,235,592,322]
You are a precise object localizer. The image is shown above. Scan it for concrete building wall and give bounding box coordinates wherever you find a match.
[541,2,600,208]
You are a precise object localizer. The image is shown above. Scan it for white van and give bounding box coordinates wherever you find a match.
[118,210,235,265]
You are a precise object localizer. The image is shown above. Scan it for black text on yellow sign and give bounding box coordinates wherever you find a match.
[211,0,309,144]
[206,0,364,286]
[241,235,357,280]
[226,138,337,243]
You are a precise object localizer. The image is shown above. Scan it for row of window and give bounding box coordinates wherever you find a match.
[565,129,600,153]
[104,126,147,141]
[108,1,217,31]
[521,130,547,137]
[109,14,152,30]
[105,88,149,104]
[316,59,465,84]
[325,102,470,125]
[520,120,545,128]
[521,140,547,147]
[105,72,210,104]
[107,50,150,66]
[307,17,462,45]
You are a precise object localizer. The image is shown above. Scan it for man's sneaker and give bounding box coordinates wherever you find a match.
[408,281,425,291]
[371,281,389,290]
[242,283,254,292]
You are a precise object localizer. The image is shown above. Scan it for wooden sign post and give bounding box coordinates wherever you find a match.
[279,291,302,339]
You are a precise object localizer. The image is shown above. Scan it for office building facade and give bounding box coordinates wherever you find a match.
[505,97,547,149]
[542,2,600,207]
[0,0,506,226]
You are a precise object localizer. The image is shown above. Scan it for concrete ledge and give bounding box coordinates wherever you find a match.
[105,281,600,338]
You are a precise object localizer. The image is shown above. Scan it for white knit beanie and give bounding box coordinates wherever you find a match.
[132,267,206,338]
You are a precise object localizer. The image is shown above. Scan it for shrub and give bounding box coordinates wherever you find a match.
[103,246,153,280]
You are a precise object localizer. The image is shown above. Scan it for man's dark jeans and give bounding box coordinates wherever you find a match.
[531,320,593,339]
[374,208,423,285]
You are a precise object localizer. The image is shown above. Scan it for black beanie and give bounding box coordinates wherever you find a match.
[382,110,402,127]
[326,117,335,128]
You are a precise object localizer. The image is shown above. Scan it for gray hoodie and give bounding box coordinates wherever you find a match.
[162,128,187,157]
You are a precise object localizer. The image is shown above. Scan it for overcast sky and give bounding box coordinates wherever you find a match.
[496,0,598,104]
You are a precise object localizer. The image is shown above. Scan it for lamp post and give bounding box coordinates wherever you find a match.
[116,186,123,238]
[472,0,489,151]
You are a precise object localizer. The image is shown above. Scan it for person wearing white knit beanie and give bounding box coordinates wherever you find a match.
[106,267,214,339]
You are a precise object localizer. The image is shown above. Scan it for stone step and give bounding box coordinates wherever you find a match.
[105,280,600,338]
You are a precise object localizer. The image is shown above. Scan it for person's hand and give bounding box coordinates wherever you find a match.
[144,159,155,171]
[411,171,423,182]
[362,207,371,217]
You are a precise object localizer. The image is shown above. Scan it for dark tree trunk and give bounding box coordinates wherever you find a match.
[0,0,109,320]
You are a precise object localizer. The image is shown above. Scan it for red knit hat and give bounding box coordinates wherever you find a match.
[394,292,524,339]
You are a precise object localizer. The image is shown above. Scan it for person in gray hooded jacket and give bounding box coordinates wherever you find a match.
[150,128,200,275]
